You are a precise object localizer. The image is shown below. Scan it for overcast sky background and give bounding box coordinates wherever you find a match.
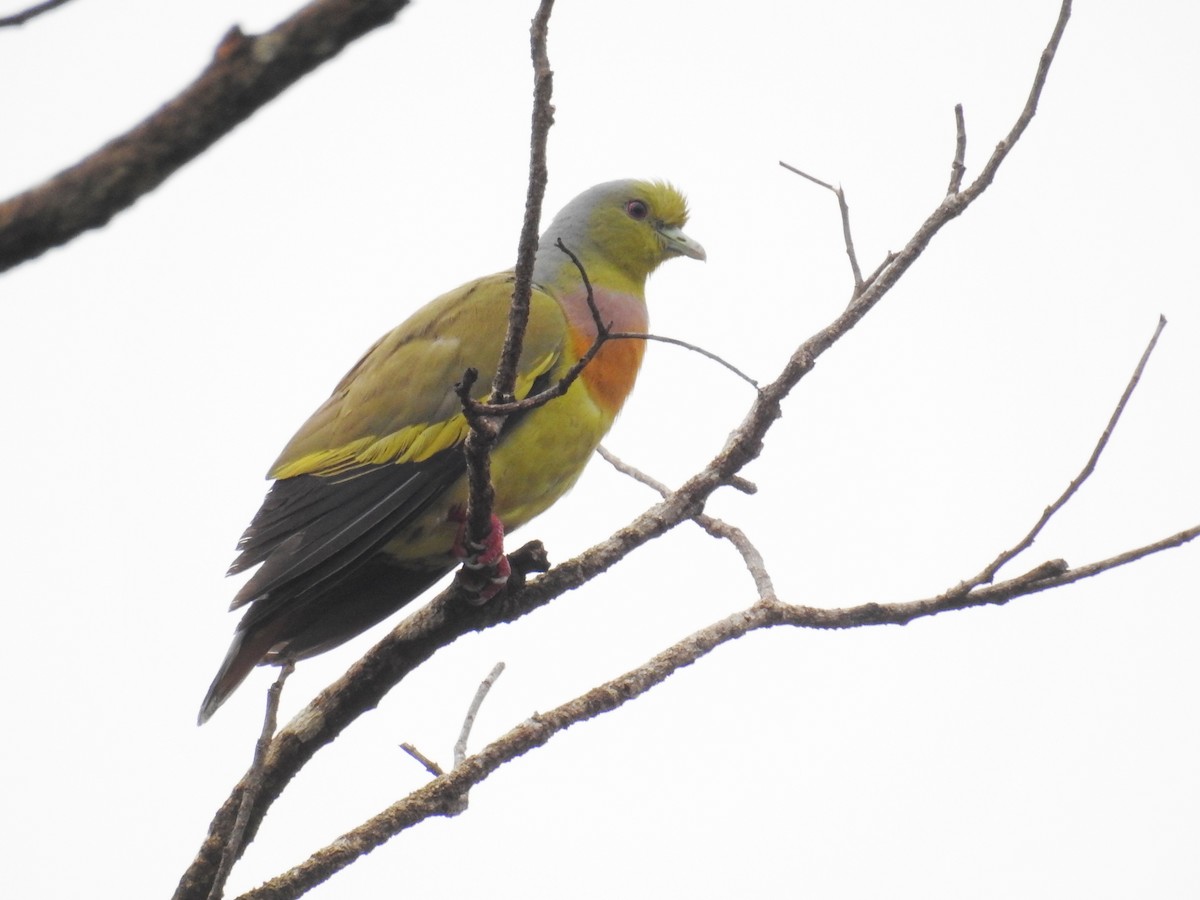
[2,1,1198,897]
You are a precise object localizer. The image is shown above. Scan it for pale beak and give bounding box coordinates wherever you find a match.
[658,223,707,261]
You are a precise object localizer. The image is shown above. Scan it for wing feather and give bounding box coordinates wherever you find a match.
[267,273,566,478]
[224,274,568,636]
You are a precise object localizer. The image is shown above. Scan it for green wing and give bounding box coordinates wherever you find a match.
[227,271,567,613]
[269,272,564,479]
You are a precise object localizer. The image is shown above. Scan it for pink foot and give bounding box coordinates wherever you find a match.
[448,507,512,602]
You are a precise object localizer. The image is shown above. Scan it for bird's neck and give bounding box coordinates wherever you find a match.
[558,283,648,419]
[532,236,650,298]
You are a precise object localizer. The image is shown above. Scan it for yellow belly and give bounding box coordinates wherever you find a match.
[381,372,613,562]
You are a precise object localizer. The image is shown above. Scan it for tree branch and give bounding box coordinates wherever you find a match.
[596,446,776,601]
[208,662,293,900]
[0,0,414,274]
[458,0,556,555]
[237,518,1197,900]
[950,314,1167,595]
[779,161,865,294]
[454,661,506,767]
[176,3,1094,896]
[0,0,74,27]
[947,103,968,194]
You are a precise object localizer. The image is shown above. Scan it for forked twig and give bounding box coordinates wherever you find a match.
[950,314,1168,596]
[398,661,507,780]
[597,447,776,601]
[779,161,865,294]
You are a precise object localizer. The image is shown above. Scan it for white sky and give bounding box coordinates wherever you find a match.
[2,1,1198,897]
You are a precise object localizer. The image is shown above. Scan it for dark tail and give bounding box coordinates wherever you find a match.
[197,627,278,725]
[197,559,454,724]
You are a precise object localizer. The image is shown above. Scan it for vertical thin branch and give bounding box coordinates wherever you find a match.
[947,103,967,194]
[462,0,557,547]
[454,662,507,767]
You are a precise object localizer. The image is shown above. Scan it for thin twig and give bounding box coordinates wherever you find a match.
[399,744,443,778]
[455,241,603,438]
[852,1,1073,306]
[957,0,1072,202]
[596,447,776,601]
[556,239,605,334]
[454,662,506,767]
[947,103,968,194]
[208,660,293,900]
[779,161,864,293]
[612,333,759,388]
[466,329,758,421]
[0,0,73,26]
[863,252,895,288]
[951,314,1167,595]
[399,662,505,799]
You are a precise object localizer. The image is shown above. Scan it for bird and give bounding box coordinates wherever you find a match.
[198,179,705,723]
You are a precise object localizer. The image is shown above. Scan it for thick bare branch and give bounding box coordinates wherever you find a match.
[238,518,1197,900]
[0,0,414,274]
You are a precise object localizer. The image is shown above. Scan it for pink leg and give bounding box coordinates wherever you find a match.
[448,506,512,602]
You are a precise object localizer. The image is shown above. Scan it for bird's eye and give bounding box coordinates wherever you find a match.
[625,199,649,220]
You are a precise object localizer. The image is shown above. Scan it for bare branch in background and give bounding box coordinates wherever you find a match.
[950,314,1168,595]
[454,662,506,767]
[0,0,74,27]
[596,446,776,601]
[0,0,414,274]
[779,161,865,294]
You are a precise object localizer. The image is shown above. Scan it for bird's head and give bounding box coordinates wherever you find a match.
[536,180,705,290]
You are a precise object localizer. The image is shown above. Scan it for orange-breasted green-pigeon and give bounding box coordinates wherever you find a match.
[198,180,704,723]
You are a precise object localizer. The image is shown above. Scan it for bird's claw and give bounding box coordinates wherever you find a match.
[449,507,511,602]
